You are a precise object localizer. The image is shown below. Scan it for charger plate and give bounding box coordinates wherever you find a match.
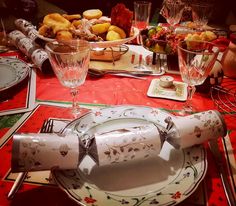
[0,57,30,92]
[52,105,207,206]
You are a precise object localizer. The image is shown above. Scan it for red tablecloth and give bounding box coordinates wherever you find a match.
[36,70,216,110]
[0,49,235,206]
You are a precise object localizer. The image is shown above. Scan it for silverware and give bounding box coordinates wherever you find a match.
[7,119,54,199]
[208,139,236,206]
[88,68,153,78]
[109,73,147,80]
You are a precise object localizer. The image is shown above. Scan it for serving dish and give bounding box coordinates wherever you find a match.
[147,78,188,101]
[34,27,139,48]
[0,57,30,92]
[140,25,220,56]
[52,105,207,206]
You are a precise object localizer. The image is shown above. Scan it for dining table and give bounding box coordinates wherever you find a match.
[0,30,236,206]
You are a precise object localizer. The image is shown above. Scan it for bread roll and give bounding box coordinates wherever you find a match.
[106,30,121,41]
[83,9,103,20]
[108,25,126,39]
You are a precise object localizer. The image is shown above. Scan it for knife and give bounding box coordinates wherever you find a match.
[7,172,28,199]
[208,139,236,206]
[88,68,153,76]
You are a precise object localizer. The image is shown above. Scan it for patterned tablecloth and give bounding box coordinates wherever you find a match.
[0,45,235,206]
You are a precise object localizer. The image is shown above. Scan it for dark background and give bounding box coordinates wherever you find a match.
[0,0,236,31]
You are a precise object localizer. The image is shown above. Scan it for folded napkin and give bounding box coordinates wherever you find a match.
[11,109,227,172]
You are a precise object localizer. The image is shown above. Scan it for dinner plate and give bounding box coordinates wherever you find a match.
[34,27,139,48]
[0,57,30,92]
[52,105,207,206]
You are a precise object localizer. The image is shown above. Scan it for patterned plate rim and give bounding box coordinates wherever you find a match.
[0,57,30,92]
[52,105,208,206]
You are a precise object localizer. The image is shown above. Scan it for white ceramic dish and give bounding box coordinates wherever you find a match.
[52,105,207,206]
[34,27,139,48]
[0,57,30,92]
[147,79,188,101]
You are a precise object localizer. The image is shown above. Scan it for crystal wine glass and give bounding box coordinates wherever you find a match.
[191,2,212,30]
[177,40,220,114]
[45,40,90,117]
[161,0,185,30]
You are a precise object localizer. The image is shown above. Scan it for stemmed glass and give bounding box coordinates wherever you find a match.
[177,40,220,115]
[45,40,90,117]
[161,0,185,30]
[0,18,11,53]
[191,3,212,30]
[133,1,152,69]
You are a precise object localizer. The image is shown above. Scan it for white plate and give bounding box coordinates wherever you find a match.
[52,105,207,206]
[0,57,30,92]
[34,27,139,48]
[147,79,188,101]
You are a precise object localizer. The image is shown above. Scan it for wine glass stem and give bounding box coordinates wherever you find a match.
[186,85,196,108]
[70,88,79,114]
[169,25,175,31]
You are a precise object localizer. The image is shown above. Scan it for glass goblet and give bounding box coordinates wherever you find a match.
[45,40,90,117]
[161,0,185,30]
[191,3,212,30]
[177,40,220,114]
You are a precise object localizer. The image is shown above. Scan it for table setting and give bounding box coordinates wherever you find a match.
[0,1,236,206]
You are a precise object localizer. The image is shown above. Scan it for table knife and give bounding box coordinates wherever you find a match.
[7,172,28,199]
[208,139,236,206]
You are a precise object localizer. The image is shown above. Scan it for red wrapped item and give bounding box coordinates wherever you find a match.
[110,3,133,36]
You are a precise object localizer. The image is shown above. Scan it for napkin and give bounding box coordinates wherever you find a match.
[11,110,227,172]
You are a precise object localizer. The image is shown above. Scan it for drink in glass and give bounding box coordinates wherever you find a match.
[134,1,152,30]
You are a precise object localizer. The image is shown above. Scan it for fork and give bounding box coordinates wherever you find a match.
[7,119,54,199]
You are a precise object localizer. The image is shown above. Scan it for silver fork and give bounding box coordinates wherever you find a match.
[7,119,54,199]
